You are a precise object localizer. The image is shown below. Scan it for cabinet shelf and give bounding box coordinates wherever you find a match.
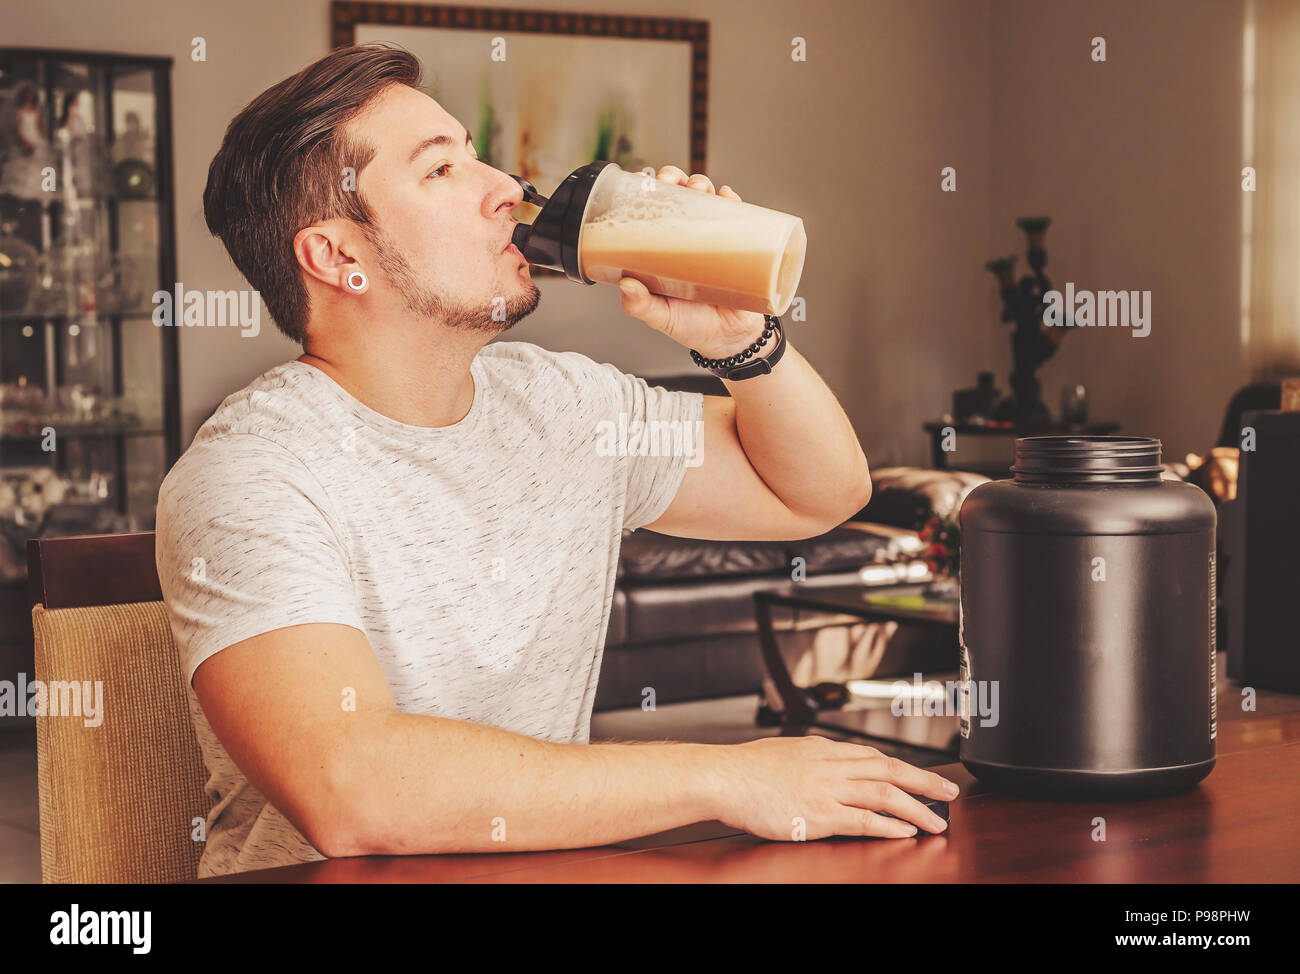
[1,426,162,442]
[0,46,179,609]
[0,311,159,324]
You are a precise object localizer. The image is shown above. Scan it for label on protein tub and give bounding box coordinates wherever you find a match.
[958,640,972,739]
[1209,552,1217,741]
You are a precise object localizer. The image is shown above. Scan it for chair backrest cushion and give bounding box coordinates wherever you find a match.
[32,600,212,884]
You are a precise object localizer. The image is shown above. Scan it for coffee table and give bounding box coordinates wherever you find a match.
[753,582,961,756]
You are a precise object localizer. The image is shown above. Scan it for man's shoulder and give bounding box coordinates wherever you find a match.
[478,338,604,373]
[159,361,321,512]
[190,360,326,446]
[157,430,308,515]
[477,340,624,400]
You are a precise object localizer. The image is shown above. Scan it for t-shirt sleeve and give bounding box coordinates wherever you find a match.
[597,364,706,532]
[154,433,365,687]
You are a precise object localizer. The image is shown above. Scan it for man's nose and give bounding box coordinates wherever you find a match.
[485,164,525,214]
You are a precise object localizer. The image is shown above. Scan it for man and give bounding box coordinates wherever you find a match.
[156,41,956,878]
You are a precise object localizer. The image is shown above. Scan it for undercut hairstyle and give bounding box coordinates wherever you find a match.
[202,43,422,345]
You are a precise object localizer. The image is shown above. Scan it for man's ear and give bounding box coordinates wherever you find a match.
[294,221,363,292]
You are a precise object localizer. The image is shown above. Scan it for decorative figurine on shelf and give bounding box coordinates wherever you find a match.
[953,370,1001,422]
[0,83,55,199]
[55,88,111,200]
[16,467,68,520]
[1060,382,1089,426]
[984,217,1068,426]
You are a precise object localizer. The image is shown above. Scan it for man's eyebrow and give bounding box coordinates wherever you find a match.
[408,128,474,165]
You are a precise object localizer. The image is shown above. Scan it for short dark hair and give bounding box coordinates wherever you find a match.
[203,43,423,345]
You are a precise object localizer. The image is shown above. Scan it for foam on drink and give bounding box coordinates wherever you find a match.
[576,168,806,316]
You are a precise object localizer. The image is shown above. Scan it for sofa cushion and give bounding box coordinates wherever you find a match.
[619,531,789,582]
[856,466,989,530]
[789,522,913,572]
[619,523,899,584]
[621,569,870,644]
[605,586,628,646]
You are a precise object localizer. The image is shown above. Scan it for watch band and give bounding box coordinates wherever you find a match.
[689,315,786,381]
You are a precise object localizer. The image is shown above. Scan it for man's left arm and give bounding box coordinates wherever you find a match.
[621,167,872,542]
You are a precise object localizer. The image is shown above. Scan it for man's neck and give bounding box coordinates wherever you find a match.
[296,332,487,429]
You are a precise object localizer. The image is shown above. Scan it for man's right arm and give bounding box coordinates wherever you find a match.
[194,622,958,857]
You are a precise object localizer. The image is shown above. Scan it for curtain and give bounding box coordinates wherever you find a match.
[1243,0,1300,378]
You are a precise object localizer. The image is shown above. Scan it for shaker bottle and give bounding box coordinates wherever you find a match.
[509,161,807,316]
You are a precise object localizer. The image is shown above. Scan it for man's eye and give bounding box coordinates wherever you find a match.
[427,163,452,179]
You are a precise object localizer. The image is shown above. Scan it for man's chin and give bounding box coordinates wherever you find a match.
[497,280,541,332]
[449,281,540,335]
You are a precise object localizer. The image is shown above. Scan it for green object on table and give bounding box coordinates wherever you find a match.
[863,593,931,610]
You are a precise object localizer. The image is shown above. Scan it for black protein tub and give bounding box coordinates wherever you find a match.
[957,435,1217,798]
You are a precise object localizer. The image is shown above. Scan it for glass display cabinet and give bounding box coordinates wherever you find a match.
[0,48,178,671]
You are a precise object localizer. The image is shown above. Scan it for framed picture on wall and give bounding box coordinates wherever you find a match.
[329,1,709,201]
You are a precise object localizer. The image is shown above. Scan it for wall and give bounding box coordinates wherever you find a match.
[6,0,997,466]
[8,0,1245,468]
[989,0,1246,461]
[506,0,999,470]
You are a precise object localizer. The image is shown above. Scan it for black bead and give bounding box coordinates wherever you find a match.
[757,334,767,346]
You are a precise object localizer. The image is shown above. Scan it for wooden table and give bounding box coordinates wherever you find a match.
[201,706,1300,884]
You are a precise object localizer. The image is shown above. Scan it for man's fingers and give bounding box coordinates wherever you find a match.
[655,166,721,196]
[655,164,688,185]
[685,173,715,194]
[837,805,919,839]
[844,754,959,801]
[618,277,671,332]
[827,740,882,759]
[719,184,743,202]
[841,781,949,833]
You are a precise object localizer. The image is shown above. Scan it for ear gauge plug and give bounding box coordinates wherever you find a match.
[345,270,368,292]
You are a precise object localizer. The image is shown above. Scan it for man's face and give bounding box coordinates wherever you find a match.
[348,83,539,333]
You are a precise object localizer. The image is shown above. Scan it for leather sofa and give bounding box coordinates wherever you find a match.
[592,372,989,711]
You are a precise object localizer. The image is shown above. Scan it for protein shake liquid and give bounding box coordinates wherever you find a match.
[510,162,807,317]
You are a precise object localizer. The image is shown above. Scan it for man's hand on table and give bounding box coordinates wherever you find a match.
[713,735,958,839]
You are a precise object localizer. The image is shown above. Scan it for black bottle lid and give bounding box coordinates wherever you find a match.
[1012,435,1164,484]
[509,161,614,283]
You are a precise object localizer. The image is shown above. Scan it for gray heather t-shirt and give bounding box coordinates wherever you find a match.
[154,340,703,877]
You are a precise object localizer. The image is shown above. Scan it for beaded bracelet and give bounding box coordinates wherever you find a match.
[688,315,786,380]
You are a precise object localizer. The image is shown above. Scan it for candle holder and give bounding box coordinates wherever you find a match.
[984,216,1067,426]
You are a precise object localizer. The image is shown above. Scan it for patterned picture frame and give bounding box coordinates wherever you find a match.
[329,1,709,174]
